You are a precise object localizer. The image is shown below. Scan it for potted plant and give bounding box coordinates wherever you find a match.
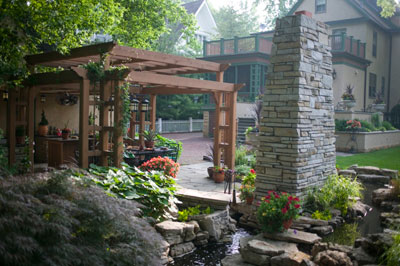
[62,121,71,140]
[341,84,356,111]
[141,130,158,149]
[239,169,256,204]
[16,126,25,145]
[38,110,49,136]
[256,191,301,234]
[140,156,180,178]
[213,166,226,183]
[372,91,385,112]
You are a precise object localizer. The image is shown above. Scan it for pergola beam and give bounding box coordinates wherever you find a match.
[141,87,206,95]
[127,71,237,92]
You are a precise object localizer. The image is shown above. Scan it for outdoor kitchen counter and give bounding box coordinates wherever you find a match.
[47,137,79,167]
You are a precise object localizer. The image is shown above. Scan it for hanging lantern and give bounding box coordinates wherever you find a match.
[40,94,46,103]
[129,96,139,112]
[141,98,149,112]
[2,90,8,101]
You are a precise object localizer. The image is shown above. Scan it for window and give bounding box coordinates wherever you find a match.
[315,0,327,13]
[332,28,347,35]
[373,31,377,57]
[369,73,377,98]
[381,77,385,96]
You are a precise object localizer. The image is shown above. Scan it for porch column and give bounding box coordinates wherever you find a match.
[113,80,124,168]
[7,88,16,166]
[150,94,157,131]
[79,79,90,168]
[27,87,39,171]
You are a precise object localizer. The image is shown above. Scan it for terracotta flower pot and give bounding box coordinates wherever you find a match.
[38,125,48,136]
[283,219,293,230]
[246,196,254,205]
[213,171,225,183]
[62,132,70,140]
[145,141,154,149]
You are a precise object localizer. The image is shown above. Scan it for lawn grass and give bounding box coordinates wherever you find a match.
[336,146,400,171]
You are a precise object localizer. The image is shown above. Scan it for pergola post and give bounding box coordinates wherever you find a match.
[150,94,157,131]
[79,79,90,168]
[7,88,16,166]
[139,101,146,147]
[227,91,237,170]
[100,80,111,166]
[113,80,124,168]
[213,96,222,167]
[27,87,39,171]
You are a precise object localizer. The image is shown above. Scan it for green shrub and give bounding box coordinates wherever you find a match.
[304,175,363,216]
[0,172,164,265]
[235,145,249,166]
[178,205,214,222]
[359,120,377,132]
[155,135,183,160]
[87,163,178,220]
[235,164,251,177]
[312,210,332,221]
[371,112,382,128]
[335,119,347,132]
[381,233,400,266]
[383,121,396,130]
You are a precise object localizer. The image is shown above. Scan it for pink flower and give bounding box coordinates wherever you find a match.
[281,208,287,214]
[250,169,255,174]
[294,204,300,209]
[293,197,300,202]
[274,194,280,199]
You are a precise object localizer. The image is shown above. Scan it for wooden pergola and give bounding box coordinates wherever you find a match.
[7,42,243,170]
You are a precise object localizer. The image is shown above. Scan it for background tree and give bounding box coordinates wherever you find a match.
[156,94,203,120]
[254,0,297,30]
[212,1,260,39]
[0,0,196,87]
[377,0,399,18]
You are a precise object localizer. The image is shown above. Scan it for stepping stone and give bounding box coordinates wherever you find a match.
[357,174,390,184]
[309,225,334,236]
[247,239,298,256]
[263,229,321,245]
[381,168,398,179]
[294,216,329,226]
[355,166,382,175]
[339,169,357,178]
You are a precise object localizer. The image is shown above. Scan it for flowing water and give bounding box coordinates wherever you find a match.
[323,182,384,245]
[169,228,252,266]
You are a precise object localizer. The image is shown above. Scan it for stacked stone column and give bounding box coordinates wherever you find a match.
[255,14,336,199]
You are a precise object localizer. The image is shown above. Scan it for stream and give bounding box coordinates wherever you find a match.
[170,182,384,265]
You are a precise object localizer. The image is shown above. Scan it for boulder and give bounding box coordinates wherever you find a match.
[169,242,195,257]
[271,252,311,266]
[311,242,353,257]
[339,169,357,178]
[263,229,321,245]
[381,168,398,179]
[195,210,231,241]
[354,233,394,257]
[221,254,253,266]
[355,166,382,175]
[313,250,353,266]
[347,201,371,219]
[309,225,334,236]
[187,220,200,234]
[350,247,376,265]
[357,174,390,184]
[247,239,299,256]
[372,188,392,205]
[348,164,358,170]
[155,221,196,245]
[294,216,329,226]
[241,249,270,265]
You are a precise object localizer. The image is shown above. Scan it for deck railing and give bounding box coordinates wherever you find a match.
[329,33,366,58]
[203,35,273,57]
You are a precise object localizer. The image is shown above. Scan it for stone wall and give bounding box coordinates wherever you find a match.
[255,13,336,198]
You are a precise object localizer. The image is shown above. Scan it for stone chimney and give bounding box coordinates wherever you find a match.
[255,13,336,198]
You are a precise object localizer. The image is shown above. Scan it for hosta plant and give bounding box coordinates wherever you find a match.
[140,156,180,178]
[257,191,301,233]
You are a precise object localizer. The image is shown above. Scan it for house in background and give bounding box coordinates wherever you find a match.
[177,0,217,53]
[201,0,400,139]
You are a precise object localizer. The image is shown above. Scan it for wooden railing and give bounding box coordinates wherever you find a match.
[203,35,273,57]
[330,33,366,58]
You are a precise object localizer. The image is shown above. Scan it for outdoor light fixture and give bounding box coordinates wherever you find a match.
[332,69,337,80]
[40,94,46,103]
[2,90,8,101]
[129,95,139,112]
[141,98,149,112]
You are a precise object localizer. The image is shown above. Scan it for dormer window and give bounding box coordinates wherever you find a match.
[316,0,327,13]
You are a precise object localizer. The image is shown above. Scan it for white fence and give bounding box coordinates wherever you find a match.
[155,118,203,133]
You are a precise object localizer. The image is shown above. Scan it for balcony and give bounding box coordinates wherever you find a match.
[329,34,366,59]
[203,35,273,57]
